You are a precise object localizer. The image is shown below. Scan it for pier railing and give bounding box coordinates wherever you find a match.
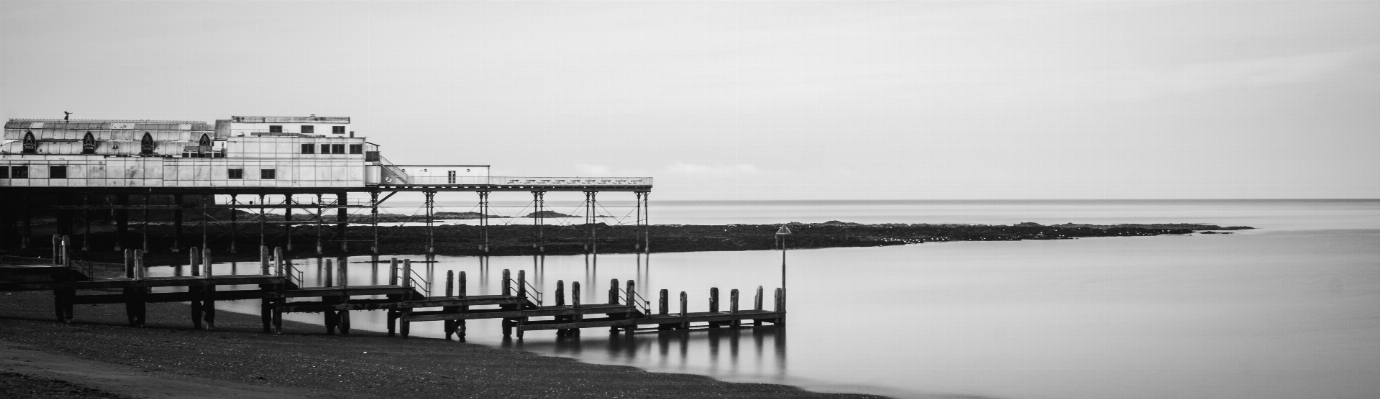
[372,176,652,187]
[616,287,652,316]
[408,268,431,297]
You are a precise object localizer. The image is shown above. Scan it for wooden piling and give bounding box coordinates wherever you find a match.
[203,247,215,330]
[458,270,467,341]
[709,287,719,328]
[324,259,336,335]
[257,246,271,332]
[388,258,399,286]
[730,289,740,328]
[189,247,203,330]
[123,249,137,326]
[679,291,688,329]
[272,247,284,334]
[658,289,674,330]
[444,270,455,340]
[400,259,412,338]
[775,287,784,325]
[133,250,146,326]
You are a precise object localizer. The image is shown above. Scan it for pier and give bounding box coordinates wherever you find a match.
[1,236,785,339]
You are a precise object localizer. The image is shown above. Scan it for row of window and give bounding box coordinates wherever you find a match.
[301,144,364,155]
[0,166,276,180]
[269,125,346,134]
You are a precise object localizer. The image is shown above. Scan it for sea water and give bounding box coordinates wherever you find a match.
[202,200,1380,399]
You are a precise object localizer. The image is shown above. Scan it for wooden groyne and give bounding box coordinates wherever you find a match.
[1,235,784,340]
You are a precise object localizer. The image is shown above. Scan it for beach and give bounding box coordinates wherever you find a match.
[0,290,880,399]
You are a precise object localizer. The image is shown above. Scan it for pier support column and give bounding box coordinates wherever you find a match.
[370,191,379,255]
[315,193,324,255]
[202,247,216,331]
[115,194,129,251]
[141,195,149,253]
[172,194,183,252]
[189,247,203,330]
[477,191,489,254]
[424,191,435,255]
[201,194,210,252]
[229,194,238,254]
[258,194,266,250]
[532,191,545,252]
[81,195,90,251]
[283,195,293,252]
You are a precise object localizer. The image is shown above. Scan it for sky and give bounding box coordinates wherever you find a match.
[2,1,1378,200]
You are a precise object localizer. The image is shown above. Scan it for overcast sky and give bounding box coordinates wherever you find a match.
[2,1,1377,200]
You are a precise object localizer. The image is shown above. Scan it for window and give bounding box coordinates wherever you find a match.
[22,131,36,154]
[332,144,345,154]
[349,144,363,154]
[82,132,96,155]
[320,144,332,154]
[228,169,244,179]
[49,166,67,179]
[0,167,8,178]
[11,166,27,178]
[269,125,283,133]
[301,125,314,134]
[140,133,155,155]
[260,169,276,179]
[301,144,315,154]
[332,126,345,134]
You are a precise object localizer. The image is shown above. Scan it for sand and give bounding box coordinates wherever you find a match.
[0,291,881,399]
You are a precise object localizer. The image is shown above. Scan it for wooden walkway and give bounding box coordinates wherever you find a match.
[1,239,785,340]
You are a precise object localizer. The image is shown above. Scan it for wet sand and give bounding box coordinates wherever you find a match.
[0,291,881,399]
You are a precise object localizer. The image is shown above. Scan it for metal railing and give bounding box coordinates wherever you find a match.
[373,176,653,187]
[408,268,431,297]
[282,262,305,287]
[521,280,543,305]
[616,287,652,316]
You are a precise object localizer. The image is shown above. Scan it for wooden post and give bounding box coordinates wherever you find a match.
[730,289,740,328]
[657,289,672,330]
[679,291,688,329]
[755,286,763,311]
[61,235,71,268]
[335,259,351,334]
[444,270,455,340]
[388,257,399,285]
[608,279,619,305]
[260,248,272,332]
[709,287,720,328]
[189,247,203,330]
[624,280,637,332]
[572,282,581,308]
[500,268,512,337]
[133,250,146,326]
[400,259,411,338]
[51,234,59,265]
[272,247,284,334]
[324,259,336,335]
[203,247,216,330]
[501,269,511,296]
[775,287,784,325]
[458,270,467,341]
[555,280,565,306]
[517,270,527,303]
[123,249,136,326]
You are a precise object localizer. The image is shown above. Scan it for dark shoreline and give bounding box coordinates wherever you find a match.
[0,291,879,399]
[6,220,1252,265]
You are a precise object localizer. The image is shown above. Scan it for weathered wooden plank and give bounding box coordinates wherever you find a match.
[404,304,634,322]
[71,289,270,304]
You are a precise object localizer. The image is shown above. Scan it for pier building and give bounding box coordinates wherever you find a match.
[0,115,786,340]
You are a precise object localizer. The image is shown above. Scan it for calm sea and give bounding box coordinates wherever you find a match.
[200,200,1380,399]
